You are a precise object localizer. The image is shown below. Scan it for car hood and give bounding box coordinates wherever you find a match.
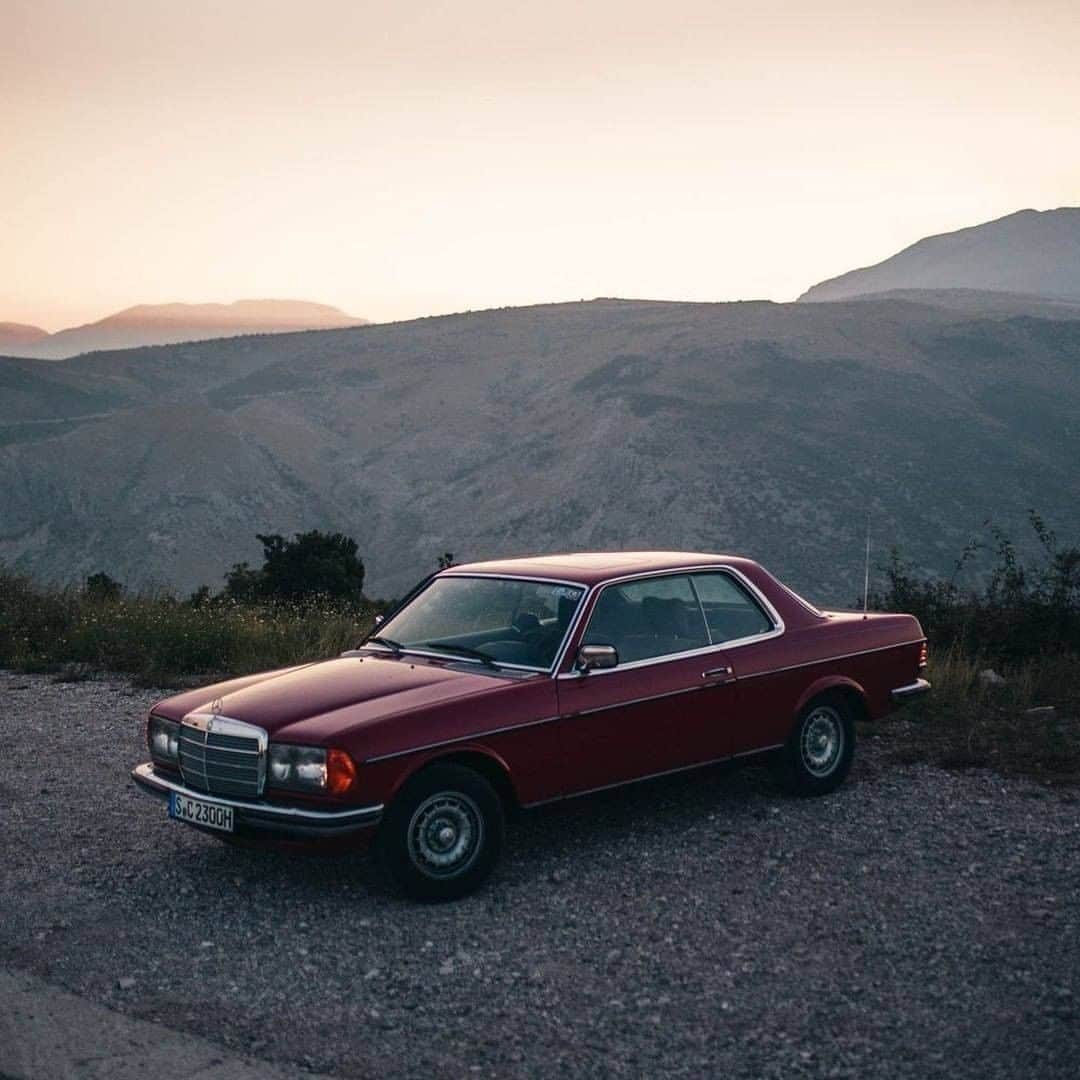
[158,653,514,741]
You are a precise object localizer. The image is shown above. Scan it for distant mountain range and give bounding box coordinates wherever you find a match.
[2,208,1077,602]
[0,322,50,348]
[0,300,369,360]
[3,290,1079,602]
[800,207,1080,303]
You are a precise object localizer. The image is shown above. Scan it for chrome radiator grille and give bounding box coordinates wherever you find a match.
[179,715,267,798]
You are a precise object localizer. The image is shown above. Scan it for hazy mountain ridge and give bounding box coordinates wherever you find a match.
[1,299,369,360]
[0,322,49,347]
[800,208,1080,303]
[3,296,1079,603]
[805,288,1080,321]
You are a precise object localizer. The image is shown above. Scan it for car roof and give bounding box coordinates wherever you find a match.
[440,551,754,587]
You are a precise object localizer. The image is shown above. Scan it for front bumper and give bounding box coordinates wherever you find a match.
[131,763,383,838]
[890,678,932,704]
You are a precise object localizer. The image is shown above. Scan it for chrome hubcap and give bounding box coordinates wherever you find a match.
[801,707,843,777]
[408,792,483,878]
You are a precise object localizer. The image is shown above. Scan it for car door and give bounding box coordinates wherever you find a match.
[688,569,786,756]
[554,573,737,795]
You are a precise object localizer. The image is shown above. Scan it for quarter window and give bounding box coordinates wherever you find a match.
[691,572,773,643]
[582,574,709,663]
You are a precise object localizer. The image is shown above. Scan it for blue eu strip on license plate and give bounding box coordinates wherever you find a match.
[169,791,235,833]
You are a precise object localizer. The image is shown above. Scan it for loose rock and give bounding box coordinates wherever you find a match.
[2,669,1078,1080]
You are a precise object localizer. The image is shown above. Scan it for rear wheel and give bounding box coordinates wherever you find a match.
[377,763,505,901]
[773,694,855,796]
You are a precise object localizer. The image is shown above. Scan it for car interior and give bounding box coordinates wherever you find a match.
[395,573,773,670]
[425,594,581,668]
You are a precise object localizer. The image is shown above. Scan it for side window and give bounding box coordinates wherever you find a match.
[582,574,709,663]
[691,573,773,643]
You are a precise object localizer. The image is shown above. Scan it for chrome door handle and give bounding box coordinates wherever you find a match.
[702,666,732,679]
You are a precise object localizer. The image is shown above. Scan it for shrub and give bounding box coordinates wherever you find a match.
[864,512,1080,783]
[869,511,1080,662]
[225,531,366,604]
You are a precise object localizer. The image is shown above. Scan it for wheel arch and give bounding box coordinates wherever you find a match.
[793,676,870,728]
[385,745,520,813]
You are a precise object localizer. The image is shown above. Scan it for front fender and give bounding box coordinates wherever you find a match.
[360,742,519,809]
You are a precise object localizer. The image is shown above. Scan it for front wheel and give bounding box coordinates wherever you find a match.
[773,695,856,796]
[376,763,505,901]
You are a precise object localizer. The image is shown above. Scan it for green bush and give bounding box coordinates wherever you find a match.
[225,531,366,604]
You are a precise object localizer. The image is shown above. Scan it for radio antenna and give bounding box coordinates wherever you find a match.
[862,512,871,618]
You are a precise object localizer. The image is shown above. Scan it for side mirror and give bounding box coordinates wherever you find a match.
[576,643,618,673]
[373,613,385,626]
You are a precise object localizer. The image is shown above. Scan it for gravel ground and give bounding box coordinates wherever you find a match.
[1,669,1078,1079]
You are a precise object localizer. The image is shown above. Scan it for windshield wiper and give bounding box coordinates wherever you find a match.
[415,642,501,668]
[365,634,405,655]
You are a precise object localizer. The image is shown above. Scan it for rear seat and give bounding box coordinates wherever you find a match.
[585,595,706,662]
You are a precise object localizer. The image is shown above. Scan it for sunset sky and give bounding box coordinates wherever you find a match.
[3,0,1078,331]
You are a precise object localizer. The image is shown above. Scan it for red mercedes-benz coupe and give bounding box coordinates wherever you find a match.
[133,552,929,899]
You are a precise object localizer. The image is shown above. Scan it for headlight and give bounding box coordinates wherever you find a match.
[147,714,180,766]
[268,744,356,796]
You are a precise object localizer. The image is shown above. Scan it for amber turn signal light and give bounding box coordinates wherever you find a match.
[327,748,357,795]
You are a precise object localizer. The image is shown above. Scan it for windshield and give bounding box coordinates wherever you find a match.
[373,576,586,670]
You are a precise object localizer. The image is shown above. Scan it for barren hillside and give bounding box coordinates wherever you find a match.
[2,297,1079,601]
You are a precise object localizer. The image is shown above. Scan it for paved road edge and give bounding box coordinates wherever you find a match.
[0,967,329,1080]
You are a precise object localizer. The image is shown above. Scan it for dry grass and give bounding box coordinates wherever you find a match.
[869,645,1080,785]
[0,568,375,686]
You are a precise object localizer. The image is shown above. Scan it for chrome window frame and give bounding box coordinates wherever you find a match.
[368,572,589,675]
[556,565,785,680]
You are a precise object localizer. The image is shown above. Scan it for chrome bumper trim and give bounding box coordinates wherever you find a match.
[131,763,383,837]
[890,678,931,703]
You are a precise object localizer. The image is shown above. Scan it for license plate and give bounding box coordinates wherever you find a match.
[169,792,235,833]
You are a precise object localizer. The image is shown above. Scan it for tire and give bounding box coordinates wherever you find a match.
[376,763,505,901]
[773,693,856,796]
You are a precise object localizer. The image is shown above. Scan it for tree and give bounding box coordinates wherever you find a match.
[225,530,366,603]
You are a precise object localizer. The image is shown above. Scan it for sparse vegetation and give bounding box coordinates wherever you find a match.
[0,542,379,687]
[865,512,1080,783]
[867,510,1080,661]
[879,646,1080,784]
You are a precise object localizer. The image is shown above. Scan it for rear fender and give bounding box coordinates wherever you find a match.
[792,676,869,730]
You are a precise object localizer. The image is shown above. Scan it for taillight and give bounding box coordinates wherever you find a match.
[918,641,928,669]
